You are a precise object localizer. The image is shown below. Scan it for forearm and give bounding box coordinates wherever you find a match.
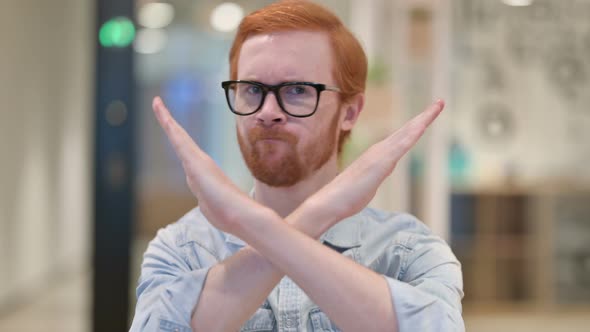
[238,209,398,332]
[191,206,328,332]
[191,246,281,331]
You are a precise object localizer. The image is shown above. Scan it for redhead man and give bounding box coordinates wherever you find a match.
[130,1,464,331]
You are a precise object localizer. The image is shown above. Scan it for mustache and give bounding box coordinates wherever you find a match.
[248,126,298,145]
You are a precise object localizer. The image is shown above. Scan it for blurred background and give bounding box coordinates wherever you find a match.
[1,0,589,331]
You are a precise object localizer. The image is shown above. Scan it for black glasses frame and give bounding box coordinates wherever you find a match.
[221,80,341,118]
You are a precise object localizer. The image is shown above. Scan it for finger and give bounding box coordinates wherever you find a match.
[152,96,202,162]
[388,99,445,159]
[412,99,445,129]
[401,99,444,137]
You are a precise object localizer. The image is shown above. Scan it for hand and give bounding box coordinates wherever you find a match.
[303,100,445,233]
[152,96,270,234]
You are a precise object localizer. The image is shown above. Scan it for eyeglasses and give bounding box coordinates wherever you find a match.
[221,80,341,118]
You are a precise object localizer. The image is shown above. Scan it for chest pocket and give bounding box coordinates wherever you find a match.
[309,308,341,332]
[240,304,276,332]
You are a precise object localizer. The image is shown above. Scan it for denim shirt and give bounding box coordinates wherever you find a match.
[129,207,465,332]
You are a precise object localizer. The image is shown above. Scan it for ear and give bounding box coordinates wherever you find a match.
[340,93,365,131]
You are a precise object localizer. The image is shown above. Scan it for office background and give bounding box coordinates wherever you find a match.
[1,0,589,331]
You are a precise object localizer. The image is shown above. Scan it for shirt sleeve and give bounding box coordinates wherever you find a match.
[385,233,465,332]
[129,224,213,332]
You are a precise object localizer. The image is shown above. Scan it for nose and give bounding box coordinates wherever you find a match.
[255,92,286,126]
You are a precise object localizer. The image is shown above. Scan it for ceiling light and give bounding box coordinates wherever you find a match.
[501,0,534,6]
[210,3,244,32]
[138,2,175,29]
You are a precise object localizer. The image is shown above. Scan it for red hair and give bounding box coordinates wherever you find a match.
[229,0,368,104]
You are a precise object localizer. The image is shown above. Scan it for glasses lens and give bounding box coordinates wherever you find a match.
[226,82,263,115]
[279,84,318,116]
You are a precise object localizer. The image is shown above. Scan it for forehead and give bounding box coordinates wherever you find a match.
[237,31,334,84]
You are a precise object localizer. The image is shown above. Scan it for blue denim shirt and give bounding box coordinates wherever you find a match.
[130,207,464,332]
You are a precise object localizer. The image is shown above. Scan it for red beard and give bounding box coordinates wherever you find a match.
[237,112,340,187]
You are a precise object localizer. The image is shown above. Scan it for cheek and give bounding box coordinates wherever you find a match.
[300,120,331,149]
[318,95,338,111]
[317,96,343,125]
[235,118,249,136]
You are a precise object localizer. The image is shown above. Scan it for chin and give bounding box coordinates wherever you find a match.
[249,159,306,188]
[250,169,300,187]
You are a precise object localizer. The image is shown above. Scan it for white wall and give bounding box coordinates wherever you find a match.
[0,0,93,309]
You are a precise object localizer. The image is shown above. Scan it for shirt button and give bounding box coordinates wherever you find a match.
[285,318,293,327]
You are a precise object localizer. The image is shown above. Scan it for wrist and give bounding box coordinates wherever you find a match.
[289,199,338,239]
[231,204,278,240]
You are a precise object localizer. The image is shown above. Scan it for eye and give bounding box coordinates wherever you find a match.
[285,85,309,95]
[246,85,262,94]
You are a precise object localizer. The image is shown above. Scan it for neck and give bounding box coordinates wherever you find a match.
[253,155,339,218]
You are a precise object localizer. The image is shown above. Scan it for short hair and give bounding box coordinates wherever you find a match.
[229,0,368,104]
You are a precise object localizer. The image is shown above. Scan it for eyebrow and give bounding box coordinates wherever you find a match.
[238,73,311,83]
[238,78,316,85]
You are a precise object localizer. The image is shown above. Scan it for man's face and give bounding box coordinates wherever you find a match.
[235,31,343,187]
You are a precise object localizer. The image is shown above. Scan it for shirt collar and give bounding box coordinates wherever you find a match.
[225,233,246,247]
[319,212,363,249]
[224,188,364,249]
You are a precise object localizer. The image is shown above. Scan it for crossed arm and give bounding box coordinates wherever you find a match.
[149,97,447,332]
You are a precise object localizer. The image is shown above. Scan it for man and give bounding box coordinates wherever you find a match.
[130,1,464,331]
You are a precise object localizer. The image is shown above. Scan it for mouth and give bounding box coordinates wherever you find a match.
[255,138,288,146]
[254,133,288,141]
[246,126,298,145]
[258,137,283,141]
